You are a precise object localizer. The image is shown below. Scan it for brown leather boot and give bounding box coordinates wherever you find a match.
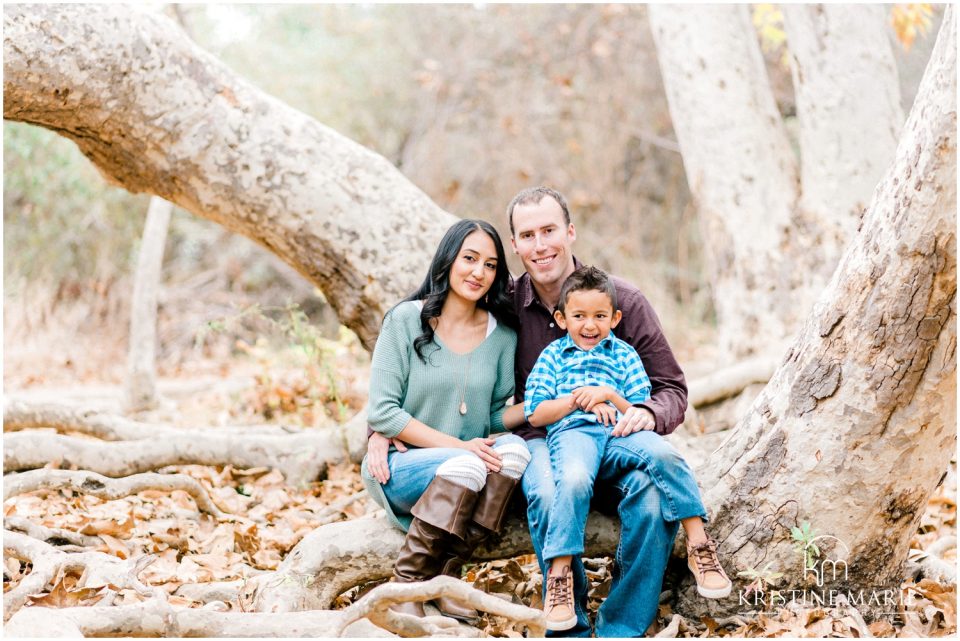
[390,476,480,618]
[435,473,520,622]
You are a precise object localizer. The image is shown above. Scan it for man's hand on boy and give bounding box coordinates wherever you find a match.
[612,406,656,437]
[572,385,615,411]
[591,403,618,426]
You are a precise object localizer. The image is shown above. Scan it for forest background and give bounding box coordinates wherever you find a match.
[2,3,956,638]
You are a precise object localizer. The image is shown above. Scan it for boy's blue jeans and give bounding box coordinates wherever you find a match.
[541,420,607,560]
[524,429,707,637]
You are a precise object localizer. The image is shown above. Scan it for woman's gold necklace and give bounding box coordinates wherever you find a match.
[459,352,472,415]
[438,314,484,416]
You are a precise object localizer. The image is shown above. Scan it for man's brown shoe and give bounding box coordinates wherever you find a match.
[543,566,577,631]
[687,538,732,599]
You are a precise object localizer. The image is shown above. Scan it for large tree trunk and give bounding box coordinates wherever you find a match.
[693,8,956,611]
[783,4,905,270]
[648,5,909,360]
[647,5,800,358]
[2,3,454,351]
[124,196,172,413]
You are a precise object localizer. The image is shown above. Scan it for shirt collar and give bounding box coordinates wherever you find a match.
[520,255,584,310]
[559,332,616,354]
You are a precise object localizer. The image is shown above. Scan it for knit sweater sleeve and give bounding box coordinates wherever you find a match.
[367,303,417,439]
[489,329,517,433]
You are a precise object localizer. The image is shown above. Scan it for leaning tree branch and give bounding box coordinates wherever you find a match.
[3,530,158,622]
[3,469,231,519]
[3,3,458,350]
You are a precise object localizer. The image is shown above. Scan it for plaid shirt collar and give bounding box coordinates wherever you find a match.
[557,332,616,354]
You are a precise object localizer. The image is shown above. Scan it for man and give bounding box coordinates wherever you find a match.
[506,186,690,637]
[368,186,692,636]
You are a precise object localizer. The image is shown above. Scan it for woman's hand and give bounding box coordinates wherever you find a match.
[572,385,614,411]
[591,402,618,426]
[461,437,502,473]
[367,432,408,484]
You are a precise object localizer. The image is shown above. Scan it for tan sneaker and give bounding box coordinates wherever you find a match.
[543,566,577,631]
[687,538,732,599]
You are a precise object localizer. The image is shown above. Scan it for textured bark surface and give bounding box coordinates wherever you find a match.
[124,196,172,412]
[248,511,620,611]
[2,4,455,351]
[648,5,800,357]
[783,5,905,271]
[692,9,956,610]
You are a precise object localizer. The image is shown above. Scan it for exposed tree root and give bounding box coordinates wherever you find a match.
[3,530,159,622]
[4,401,367,476]
[338,575,545,637]
[6,577,542,638]
[906,536,957,584]
[4,398,331,440]
[4,431,343,486]
[4,516,101,549]
[247,511,619,612]
[3,469,232,519]
[3,598,389,638]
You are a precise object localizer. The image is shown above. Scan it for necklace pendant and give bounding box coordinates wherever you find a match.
[459,401,468,415]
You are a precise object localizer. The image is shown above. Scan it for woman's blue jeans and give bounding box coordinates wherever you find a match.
[523,430,707,637]
[381,433,527,517]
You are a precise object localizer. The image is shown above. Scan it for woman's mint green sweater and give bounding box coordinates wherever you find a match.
[361,300,517,530]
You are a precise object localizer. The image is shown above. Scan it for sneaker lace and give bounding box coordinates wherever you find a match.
[546,571,571,608]
[691,539,722,575]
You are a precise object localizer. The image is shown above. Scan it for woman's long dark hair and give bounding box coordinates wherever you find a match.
[394,219,516,362]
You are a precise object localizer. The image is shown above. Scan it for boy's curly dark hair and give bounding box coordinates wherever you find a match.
[557,265,618,314]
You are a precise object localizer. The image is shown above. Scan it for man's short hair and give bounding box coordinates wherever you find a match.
[506,186,571,236]
[557,265,619,314]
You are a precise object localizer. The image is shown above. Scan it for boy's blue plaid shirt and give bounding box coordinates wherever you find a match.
[524,332,652,433]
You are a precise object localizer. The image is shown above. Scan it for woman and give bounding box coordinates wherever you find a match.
[361,219,529,621]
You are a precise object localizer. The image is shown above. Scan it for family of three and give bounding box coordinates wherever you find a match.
[360,187,731,636]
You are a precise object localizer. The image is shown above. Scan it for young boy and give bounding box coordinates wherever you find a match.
[524,266,730,631]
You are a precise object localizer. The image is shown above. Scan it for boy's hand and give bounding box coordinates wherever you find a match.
[591,403,618,426]
[572,386,614,411]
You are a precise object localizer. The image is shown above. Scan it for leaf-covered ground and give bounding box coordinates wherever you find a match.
[4,343,956,637]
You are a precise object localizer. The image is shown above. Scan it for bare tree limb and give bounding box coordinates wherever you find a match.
[3,429,343,486]
[3,469,231,519]
[3,516,101,549]
[4,398,307,440]
[687,351,783,408]
[3,3,457,350]
[337,575,546,637]
[3,531,158,622]
[3,598,392,638]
